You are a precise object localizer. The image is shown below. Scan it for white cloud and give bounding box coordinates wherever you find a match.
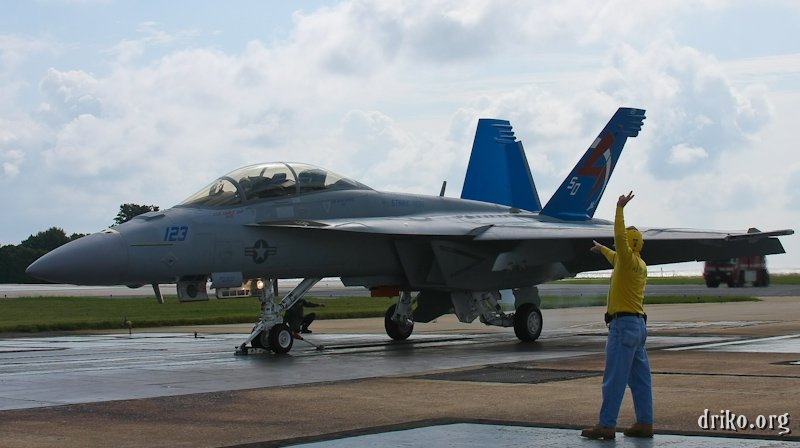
[38,69,103,124]
[0,117,47,181]
[789,169,800,208]
[109,22,199,64]
[0,36,59,116]
[592,40,773,179]
[722,52,800,84]
[0,35,53,71]
[668,143,708,165]
[1,148,22,177]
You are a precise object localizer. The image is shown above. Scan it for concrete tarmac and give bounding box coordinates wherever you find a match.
[1,295,799,447]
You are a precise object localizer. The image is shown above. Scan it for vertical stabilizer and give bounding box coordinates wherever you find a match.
[540,108,646,221]
[461,119,542,212]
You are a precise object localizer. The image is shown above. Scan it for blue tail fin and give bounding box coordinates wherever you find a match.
[540,107,646,221]
[460,119,542,212]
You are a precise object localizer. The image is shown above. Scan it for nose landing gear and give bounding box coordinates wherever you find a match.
[235,278,320,355]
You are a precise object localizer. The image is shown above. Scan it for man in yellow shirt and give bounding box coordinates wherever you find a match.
[581,191,653,440]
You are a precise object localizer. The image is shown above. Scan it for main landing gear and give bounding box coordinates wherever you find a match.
[385,291,414,341]
[387,288,544,343]
[467,290,543,342]
[235,277,321,355]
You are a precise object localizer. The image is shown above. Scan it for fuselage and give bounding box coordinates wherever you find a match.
[26,189,562,286]
[28,162,598,290]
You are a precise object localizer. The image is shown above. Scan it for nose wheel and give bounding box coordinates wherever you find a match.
[239,323,294,354]
[235,278,320,355]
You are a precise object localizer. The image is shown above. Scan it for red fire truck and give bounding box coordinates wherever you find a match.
[703,256,769,288]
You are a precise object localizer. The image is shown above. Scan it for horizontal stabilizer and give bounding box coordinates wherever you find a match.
[540,108,646,221]
[461,119,542,212]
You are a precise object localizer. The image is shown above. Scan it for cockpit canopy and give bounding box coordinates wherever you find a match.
[179,162,372,207]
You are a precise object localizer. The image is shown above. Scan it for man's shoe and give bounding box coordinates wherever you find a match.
[300,329,312,334]
[623,423,653,438]
[580,425,615,440]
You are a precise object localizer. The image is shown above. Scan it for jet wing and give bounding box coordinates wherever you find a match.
[634,228,792,266]
[474,225,793,242]
[255,218,792,275]
[468,225,790,271]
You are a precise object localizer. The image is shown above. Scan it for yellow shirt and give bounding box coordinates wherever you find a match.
[599,206,647,315]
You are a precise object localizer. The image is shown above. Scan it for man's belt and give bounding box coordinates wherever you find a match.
[604,312,647,324]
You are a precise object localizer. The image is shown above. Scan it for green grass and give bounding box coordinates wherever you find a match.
[553,276,704,285]
[0,296,394,333]
[0,293,760,333]
[769,273,800,285]
[553,273,800,285]
[540,295,758,309]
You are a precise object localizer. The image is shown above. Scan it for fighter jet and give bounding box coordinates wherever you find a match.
[27,107,793,354]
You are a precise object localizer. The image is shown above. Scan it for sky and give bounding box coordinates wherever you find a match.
[1,0,798,273]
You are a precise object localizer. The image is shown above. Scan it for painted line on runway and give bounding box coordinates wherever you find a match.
[667,334,800,353]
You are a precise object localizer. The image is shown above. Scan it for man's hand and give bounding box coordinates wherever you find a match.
[590,240,603,254]
[617,191,634,208]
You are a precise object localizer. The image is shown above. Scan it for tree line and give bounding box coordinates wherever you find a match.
[0,204,158,284]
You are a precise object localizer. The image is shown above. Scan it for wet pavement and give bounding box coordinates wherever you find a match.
[668,334,800,353]
[0,329,734,411]
[288,423,796,448]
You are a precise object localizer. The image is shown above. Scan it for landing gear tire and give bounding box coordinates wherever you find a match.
[756,269,769,287]
[514,303,542,342]
[385,304,414,341]
[250,326,266,349]
[736,272,745,287]
[268,324,294,354]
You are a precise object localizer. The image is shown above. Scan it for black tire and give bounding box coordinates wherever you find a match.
[385,304,414,341]
[705,279,720,288]
[250,326,266,349]
[736,272,745,287]
[252,332,266,349]
[756,269,769,287]
[268,323,294,354]
[514,303,543,342]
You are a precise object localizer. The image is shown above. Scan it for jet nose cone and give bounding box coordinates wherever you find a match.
[26,229,129,285]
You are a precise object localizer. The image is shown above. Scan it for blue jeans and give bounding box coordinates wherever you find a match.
[599,315,653,428]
